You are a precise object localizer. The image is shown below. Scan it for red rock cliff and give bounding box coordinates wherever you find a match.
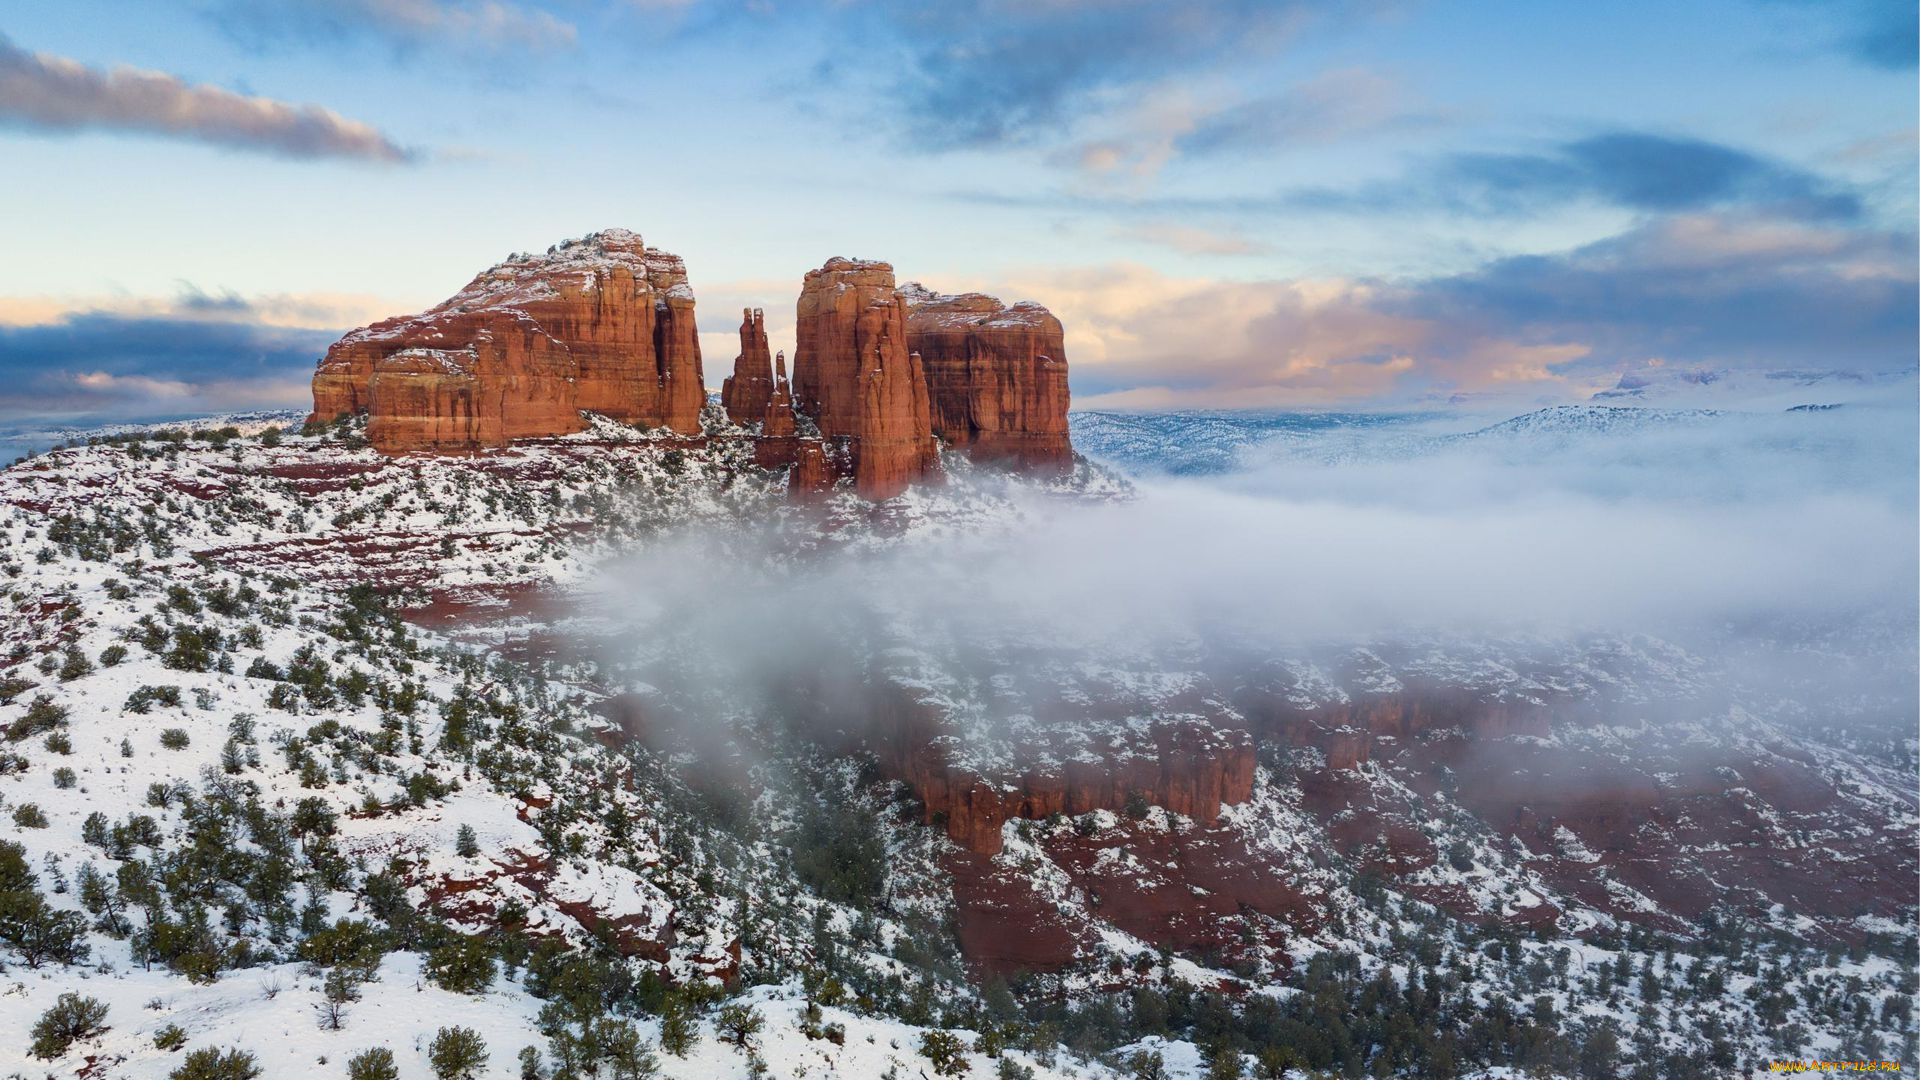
[791,258,940,499]
[309,229,706,451]
[901,284,1074,473]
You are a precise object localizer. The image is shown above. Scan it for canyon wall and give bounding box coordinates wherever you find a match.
[858,684,1256,856]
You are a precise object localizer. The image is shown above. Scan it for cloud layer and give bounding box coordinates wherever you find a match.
[211,0,578,57]
[861,0,1349,150]
[0,34,414,161]
[0,297,341,432]
[1002,213,1916,408]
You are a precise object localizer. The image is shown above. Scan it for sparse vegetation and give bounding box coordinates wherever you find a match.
[29,992,109,1059]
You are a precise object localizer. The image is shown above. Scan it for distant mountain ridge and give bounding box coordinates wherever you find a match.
[1070,401,1856,477]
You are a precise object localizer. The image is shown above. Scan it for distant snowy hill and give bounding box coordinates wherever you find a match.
[1068,410,1426,476]
[0,410,304,465]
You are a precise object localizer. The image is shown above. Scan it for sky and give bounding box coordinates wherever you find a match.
[0,0,1914,426]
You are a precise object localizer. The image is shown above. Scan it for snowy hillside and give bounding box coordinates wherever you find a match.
[0,412,1911,1079]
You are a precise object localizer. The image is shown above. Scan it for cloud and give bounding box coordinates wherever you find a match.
[1175,68,1428,156]
[0,34,415,162]
[977,212,1915,409]
[1294,132,1862,220]
[1841,0,1919,67]
[1117,223,1272,256]
[0,302,339,428]
[210,0,577,57]
[1404,213,1916,374]
[865,1,1349,150]
[0,290,418,333]
[1048,68,1429,185]
[1761,0,1918,69]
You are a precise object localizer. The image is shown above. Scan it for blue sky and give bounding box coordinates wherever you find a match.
[0,0,1913,423]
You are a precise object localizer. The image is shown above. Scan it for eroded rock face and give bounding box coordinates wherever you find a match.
[901,284,1073,473]
[792,258,940,499]
[309,229,705,451]
[903,722,1258,856]
[720,308,775,426]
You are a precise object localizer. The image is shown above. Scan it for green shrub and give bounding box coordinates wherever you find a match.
[160,728,191,750]
[13,803,47,828]
[8,694,67,740]
[44,731,71,755]
[99,644,129,667]
[56,647,93,682]
[29,992,108,1059]
[168,1047,261,1080]
[424,935,495,995]
[716,1003,763,1048]
[659,1001,696,1056]
[0,675,32,705]
[125,685,183,714]
[428,1026,488,1080]
[52,767,75,789]
[347,1047,398,1080]
[920,1030,969,1076]
[155,1023,189,1051]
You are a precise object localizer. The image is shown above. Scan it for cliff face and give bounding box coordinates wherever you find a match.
[792,258,940,500]
[308,230,705,451]
[901,284,1073,473]
[720,308,775,426]
[857,685,1255,857]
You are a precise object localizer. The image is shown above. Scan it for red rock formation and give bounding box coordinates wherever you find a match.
[787,438,833,496]
[1237,685,1552,772]
[764,351,795,438]
[753,351,805,471]
[311,236,1078,498]
[883,706,1256,855]
[902,284,1073,473]
[309,229,705,451]
[720,308,775,426]
[792,258,940,499]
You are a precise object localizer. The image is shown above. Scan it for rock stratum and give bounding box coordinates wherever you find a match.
[310,231,1074,498]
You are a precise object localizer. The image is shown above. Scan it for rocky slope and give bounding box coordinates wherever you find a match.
[0,407,1910,1079]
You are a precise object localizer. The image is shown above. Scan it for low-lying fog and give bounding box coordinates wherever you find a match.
[593,395,1918,727]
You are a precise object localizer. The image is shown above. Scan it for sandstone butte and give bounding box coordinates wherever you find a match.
[307,231,1075,499]
[310,229,705,449]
